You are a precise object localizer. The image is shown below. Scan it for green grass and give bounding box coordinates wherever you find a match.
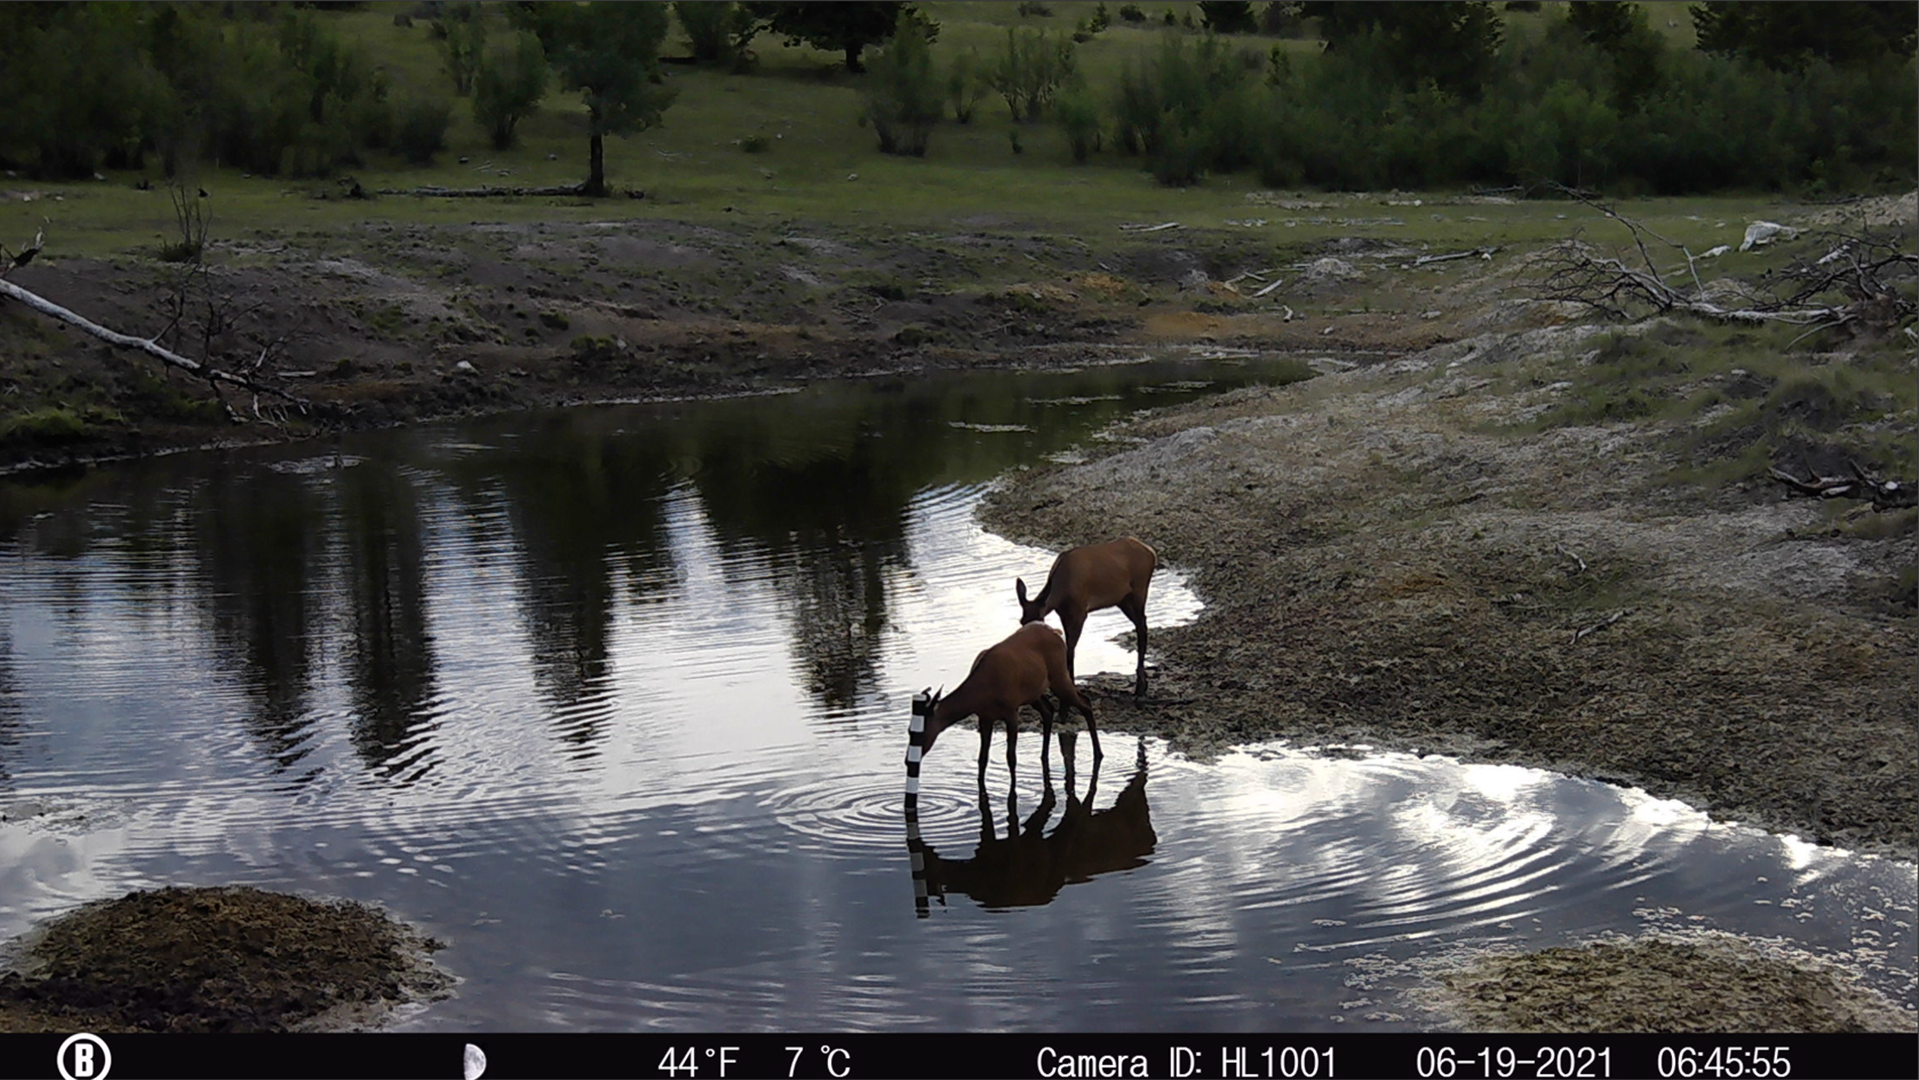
[1511,312,1917,491]
[0,1,1797,266]
[0,405,126,445]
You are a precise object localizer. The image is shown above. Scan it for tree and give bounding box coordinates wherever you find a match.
[989,27,1077,121]
[472,30,548,150]
[1301,1,1504,96]
[521,3,677,196]
[1691,2,1916,71]
[439,2,486,95]
[1566,2,1663,112]
[675,1,760,69]
[745,2,933,73]
[1199,1,1258,34]
[860,11,940,156]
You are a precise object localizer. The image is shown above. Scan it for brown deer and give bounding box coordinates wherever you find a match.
[905,622,1100,792]
[1015,536,1157,697]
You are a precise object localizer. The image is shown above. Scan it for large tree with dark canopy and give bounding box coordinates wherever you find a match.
[745,2,932,73]
[1300,1,1504,96]
[515,2,676,196]
[1691,1,1917,71]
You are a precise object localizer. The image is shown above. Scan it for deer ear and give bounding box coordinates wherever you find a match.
[1015,578,1029,603]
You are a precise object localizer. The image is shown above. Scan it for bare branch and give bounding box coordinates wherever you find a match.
[1770,461,1916,511]
[1530,195,1882,330]
[0,275,308,412]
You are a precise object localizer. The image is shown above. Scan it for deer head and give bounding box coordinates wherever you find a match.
[1014,577,1045,624]
[909,685,947,757]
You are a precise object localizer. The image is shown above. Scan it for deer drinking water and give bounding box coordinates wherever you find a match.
[905,622,1100,799]
[1015,536,1157,697]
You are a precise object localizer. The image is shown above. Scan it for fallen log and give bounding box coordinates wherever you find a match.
[1768,462,1915,510]
[377,183,588,198]
[0,275,307,413]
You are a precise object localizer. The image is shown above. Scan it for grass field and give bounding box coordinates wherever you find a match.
[0,1,1738,261]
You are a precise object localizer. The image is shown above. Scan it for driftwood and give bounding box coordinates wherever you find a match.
[1410,246,1498,268]
[1768,461,1915,511]
[1252,278,1286,299]
[1534,189,1911,331]
[1571,609,1628,645]
[1555,544,1587,574]
[0,274,307,417]
[1119,221,1182,233]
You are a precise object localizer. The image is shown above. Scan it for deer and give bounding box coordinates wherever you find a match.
[905,622,1100,797]
[1015,536,1157,697]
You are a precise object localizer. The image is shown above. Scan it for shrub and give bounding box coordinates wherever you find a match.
[862,12,941,156]
[990,27,1077,121]
[394,97,452,165]
[472,30,547,150]
[1056,83,1101,162]
[945,48,991,123]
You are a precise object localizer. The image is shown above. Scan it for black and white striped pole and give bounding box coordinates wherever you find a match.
[907,689,933,811]
[907,689,931,916]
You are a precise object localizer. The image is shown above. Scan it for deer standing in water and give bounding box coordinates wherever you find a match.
[1016,537,1157,697]
[905,622,1100,795]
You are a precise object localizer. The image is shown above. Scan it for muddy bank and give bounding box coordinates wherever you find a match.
[1418,933,1913,1033]
[977,328,1916,861]
[0,886,450,1033]
[2,216,1414,474]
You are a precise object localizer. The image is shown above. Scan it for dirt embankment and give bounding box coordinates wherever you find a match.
[1,216,1400,473]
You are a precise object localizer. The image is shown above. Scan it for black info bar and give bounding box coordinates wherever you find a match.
[7,1032,1914,1080]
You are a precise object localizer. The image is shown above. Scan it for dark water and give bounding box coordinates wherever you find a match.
[1,357,1912,1031]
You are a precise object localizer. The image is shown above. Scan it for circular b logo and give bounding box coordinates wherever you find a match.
[57,1033,112,1080]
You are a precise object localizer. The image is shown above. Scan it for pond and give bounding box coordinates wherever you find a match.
[0,356,1912,1031]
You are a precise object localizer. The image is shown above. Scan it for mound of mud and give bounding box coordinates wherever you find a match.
[1427,934,1914,1033]
[0,886,450,1032]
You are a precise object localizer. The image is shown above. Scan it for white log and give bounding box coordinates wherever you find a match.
[0,275,306,407]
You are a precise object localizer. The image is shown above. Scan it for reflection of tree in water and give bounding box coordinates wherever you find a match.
[690,414,917,717]
[191,470,322,773]
[0,631,19,791]
[337,461,440,782]
[482,419,677,758]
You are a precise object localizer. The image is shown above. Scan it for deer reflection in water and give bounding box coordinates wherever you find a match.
[906,733,1156,916]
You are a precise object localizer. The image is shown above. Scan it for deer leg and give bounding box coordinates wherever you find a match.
[1035,696,1057,773]
[1004,715,1018,778]
[1082,696,1103,762]
[1121,595,1149,698]
[976,718,991,784]
[1062,608,1086,682]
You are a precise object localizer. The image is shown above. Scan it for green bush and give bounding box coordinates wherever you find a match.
[472,30,547,150]
[989,27,1077,122]
[862,13,941,157]
[394,96,452,165]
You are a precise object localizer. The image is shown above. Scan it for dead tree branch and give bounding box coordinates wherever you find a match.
[1531,187,1901,331]
[1768,460,1916,511]
[0,274,308,415]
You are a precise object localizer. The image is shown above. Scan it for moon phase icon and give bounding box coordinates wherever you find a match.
[463,1043,487,1080]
